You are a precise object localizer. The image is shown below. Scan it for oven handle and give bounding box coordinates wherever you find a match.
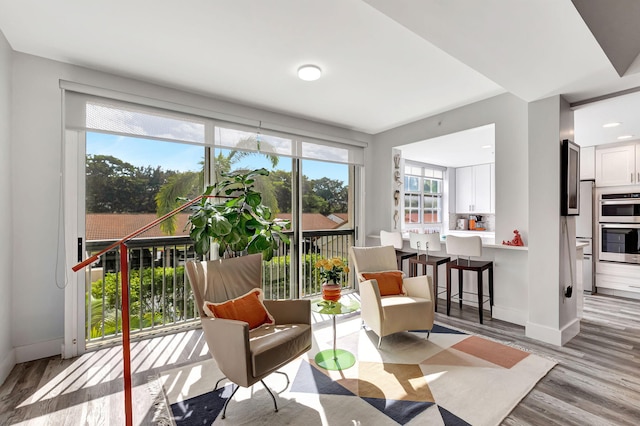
[600,223,640,229]
[600,200,640,205]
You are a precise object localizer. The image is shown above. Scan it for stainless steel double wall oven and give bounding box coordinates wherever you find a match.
[599,191,640,264]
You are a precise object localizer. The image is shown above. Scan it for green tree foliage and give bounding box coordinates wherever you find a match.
[311,177,348,214]
[89,265,194,337]
[86,154,179,213]
[269,170,292,213]
[155,171,202,234]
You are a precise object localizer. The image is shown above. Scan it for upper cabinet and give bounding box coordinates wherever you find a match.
[580,146,595,180]
[595,143,638,187]
[455,163,494,213]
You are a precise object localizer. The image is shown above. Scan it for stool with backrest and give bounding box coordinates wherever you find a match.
[380,230,414,272]
[408,232,450,312]
[445,235,494,324]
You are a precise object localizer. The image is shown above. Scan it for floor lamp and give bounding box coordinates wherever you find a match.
[71,195,213,426]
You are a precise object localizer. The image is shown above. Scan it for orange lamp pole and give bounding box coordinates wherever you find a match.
[119,242,133,426]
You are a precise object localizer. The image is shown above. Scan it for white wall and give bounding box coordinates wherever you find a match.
[0,30,14,384]
[527,95,578,345]
[373,92,578,345]
[371,93,529,243]
[9,52,371,363]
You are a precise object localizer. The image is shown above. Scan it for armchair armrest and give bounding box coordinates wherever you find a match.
[403,275,434,302]
[263,299,311,325]
[359,279,384,331]
[200,316,253,387]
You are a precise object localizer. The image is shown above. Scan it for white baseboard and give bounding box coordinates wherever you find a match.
[492,305,526,326]
[14,338,62,363]
[560,318,581,345]
[0,348,16,386]
[525,318,581,346]
[525,321,562,346]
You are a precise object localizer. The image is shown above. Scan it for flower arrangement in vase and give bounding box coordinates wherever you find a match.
[315,257,349,302]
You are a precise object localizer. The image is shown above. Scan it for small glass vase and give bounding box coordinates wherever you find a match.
[321,281,341,302]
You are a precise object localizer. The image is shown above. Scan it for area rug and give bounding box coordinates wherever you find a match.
[159,323,555,426]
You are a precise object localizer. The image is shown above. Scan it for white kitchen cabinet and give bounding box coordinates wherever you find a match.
[580,146,595,180]
[456,166,473,213]
[455,163,493,214]
[595,143,636,186]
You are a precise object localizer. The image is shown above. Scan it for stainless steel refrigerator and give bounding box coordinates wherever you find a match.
[576,180,594,293]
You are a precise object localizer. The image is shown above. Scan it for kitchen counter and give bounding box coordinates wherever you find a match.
[366,231,529,325]
[364,232,588,328]
[368,231,528,250]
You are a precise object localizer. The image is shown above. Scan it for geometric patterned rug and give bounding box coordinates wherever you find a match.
[161,322,556,426]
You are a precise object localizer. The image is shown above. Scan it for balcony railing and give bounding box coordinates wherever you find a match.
[85,229,355,346]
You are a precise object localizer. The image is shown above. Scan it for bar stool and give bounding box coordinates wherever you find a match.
[408,232,450,312]
[445,235,494,324]
[380,230,414,271]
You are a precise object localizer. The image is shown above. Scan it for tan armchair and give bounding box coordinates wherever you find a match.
[349,245,435,347]
[185,253,312,419]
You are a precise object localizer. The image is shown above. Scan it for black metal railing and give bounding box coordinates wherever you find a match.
[85,229,355,346]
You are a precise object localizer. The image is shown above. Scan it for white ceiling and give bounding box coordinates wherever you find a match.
[1,0,640,144]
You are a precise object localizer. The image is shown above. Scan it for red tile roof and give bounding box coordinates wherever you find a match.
[86,212,347,241]
[86,213,192,240]
[274,213,344,231]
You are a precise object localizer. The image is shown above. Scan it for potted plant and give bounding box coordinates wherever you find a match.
[185,168,290,261]
[315,256,349,301]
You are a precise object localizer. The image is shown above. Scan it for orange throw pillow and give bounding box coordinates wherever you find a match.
[202,288,275,330]
[361,271,404,296]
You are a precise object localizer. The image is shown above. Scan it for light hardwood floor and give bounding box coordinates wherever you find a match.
[0,293,638,425]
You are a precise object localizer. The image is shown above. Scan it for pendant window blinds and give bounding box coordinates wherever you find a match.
[63,88,364,165]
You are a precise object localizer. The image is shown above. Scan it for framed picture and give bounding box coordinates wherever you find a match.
[561,139,580,216]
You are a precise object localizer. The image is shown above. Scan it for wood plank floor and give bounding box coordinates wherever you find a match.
[0,293,638,425]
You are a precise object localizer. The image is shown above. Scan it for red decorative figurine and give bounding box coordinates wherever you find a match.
[502,230,524,246]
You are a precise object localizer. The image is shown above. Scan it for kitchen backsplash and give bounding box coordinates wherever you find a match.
[449,213,495,231]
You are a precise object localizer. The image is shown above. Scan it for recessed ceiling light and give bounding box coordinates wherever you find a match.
[481,145,492,149]
[603,122,621,128]
[617,135,633,140]
[297,65,322,81]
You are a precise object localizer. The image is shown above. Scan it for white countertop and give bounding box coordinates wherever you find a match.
[368,231,529,251]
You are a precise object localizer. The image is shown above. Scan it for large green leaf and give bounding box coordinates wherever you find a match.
[209,213,232,236]
[245,191,262,208]
[194,235,210,255]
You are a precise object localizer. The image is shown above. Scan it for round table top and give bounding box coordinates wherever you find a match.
[311,298,360,315]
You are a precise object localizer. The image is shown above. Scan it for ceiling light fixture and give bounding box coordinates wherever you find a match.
[618,135,633,140]
[297,65,322,81]
[603,122,621,128]
[481,145,492,149]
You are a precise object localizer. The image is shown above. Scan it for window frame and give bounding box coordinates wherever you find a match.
[403,163,444,226]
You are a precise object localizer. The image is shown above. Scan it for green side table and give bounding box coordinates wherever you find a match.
[311,298,360,371]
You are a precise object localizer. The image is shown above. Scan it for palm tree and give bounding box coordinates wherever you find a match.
[155,135,280,235]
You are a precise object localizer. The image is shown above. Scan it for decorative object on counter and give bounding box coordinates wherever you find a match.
[316,256,349,301]
[502,230,524,246]
[393,210,399,229]
[469,216,476,230]
[394,190,400,206]
[393,153,400,169]
[456,218,468,230]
